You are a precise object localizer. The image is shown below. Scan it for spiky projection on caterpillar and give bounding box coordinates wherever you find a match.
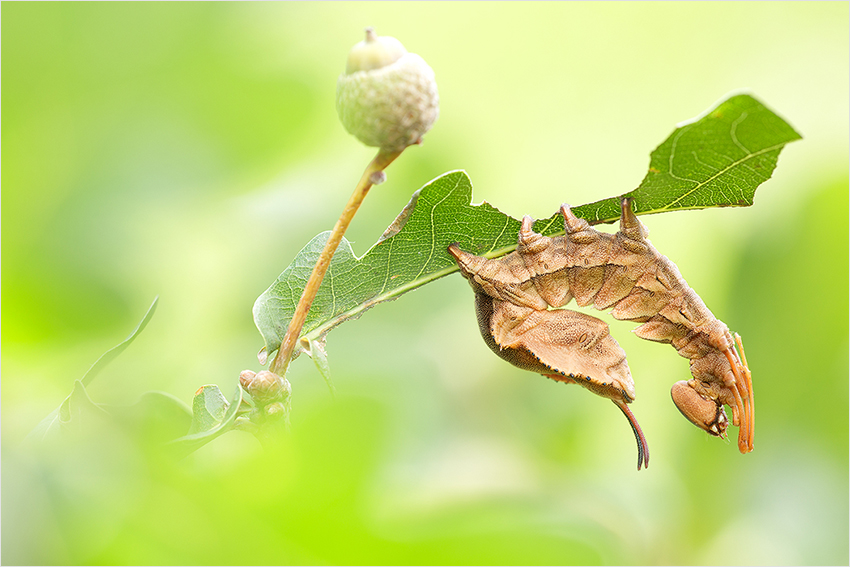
[448,198,754,470]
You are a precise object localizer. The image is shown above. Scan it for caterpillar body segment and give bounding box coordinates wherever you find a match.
[449,243,548,310]
[448,198,754,467]
[469,288,649,470]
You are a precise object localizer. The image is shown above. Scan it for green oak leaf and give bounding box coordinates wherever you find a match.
[168,385,242,458]
[254,93,800,363]
[571,93,802,224]
[253,171,560,360]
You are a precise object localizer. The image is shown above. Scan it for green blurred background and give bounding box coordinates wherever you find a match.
[2,2,847,565]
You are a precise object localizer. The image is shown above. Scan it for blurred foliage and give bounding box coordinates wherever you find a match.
[2,2,847,565]
[28,297,159,442]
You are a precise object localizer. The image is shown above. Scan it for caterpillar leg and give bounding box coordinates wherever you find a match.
[684,339,754,454]
[736,334,755,451]
[723,334,754,453]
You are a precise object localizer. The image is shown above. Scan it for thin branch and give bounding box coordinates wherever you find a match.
[270,148,403,375]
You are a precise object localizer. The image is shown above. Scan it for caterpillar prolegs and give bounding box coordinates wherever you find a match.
[447,198,754,470]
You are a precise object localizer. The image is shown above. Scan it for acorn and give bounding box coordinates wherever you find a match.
[336,28,439,152]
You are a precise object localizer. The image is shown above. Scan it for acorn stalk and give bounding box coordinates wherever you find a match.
[271,29,439,376]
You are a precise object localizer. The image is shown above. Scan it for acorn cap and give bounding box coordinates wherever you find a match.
[336,28,439,152]
[345,28,407,74]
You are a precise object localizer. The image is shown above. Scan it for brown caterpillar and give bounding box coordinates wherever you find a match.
[447,198,754,470]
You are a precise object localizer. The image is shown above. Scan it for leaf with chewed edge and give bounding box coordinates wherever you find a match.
[254,93,800,365]
[572,93,802,223]
[253,170,559,361]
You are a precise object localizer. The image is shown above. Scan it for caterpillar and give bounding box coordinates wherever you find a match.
[447,198,754,470]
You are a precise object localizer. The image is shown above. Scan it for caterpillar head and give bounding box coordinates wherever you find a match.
[671,380,728,438]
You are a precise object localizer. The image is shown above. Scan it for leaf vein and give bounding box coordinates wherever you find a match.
[662,142,786,210]
[730,111,751,154]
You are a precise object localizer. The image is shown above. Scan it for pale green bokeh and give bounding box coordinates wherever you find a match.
[2,2,847,565]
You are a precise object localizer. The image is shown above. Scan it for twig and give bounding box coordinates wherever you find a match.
[270,148,403,375]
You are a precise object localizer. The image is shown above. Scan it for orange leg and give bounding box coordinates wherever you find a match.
[735,334,755,451]
[724,347,753,453]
